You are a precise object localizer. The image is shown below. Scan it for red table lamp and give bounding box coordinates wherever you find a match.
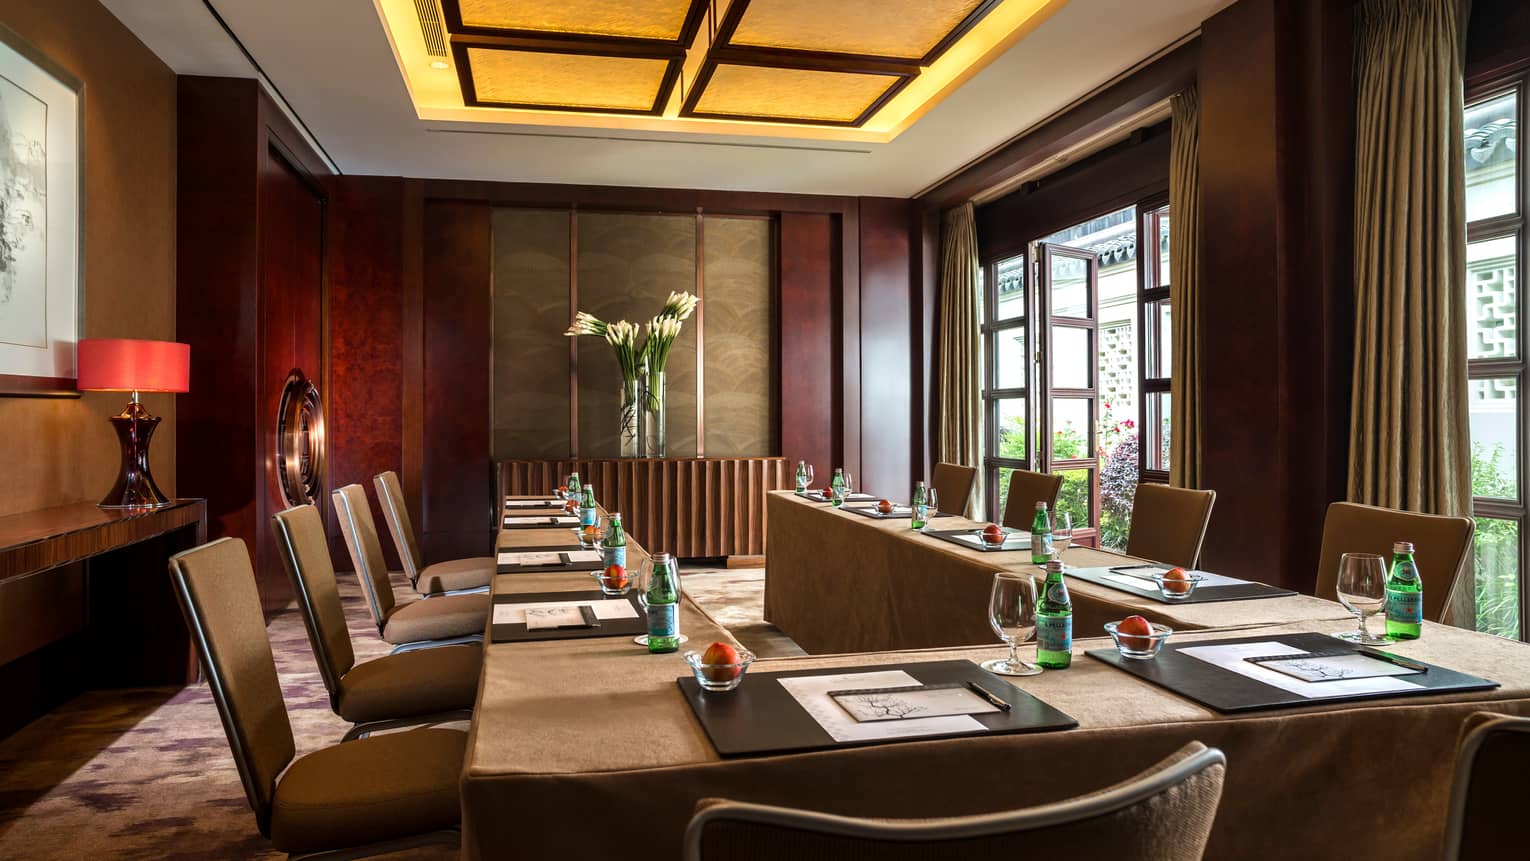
[77,338,190,509]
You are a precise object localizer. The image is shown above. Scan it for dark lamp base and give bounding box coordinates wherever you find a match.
[100,401,172,509]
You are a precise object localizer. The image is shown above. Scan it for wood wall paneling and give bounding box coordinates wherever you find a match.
[857,197,916,497]
[421,201,495,559]
[491,208,571,459]
[702,216,775,456]
[778,212,839,479]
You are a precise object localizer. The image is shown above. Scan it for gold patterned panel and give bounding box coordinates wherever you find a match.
[691,64,901,123]
[728,0,985,60]
[455,0,697,41]
[702,217,774,456]
[466,47,669,110]
[492,209,572,459]
[575,213,698,458]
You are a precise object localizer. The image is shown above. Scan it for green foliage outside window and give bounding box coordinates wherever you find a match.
[1472,442,1521,639]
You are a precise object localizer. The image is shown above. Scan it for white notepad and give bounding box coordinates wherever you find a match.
[498,552,562,567]
[493,599,639,625]
[505,499,558,508]
[777,670,985,743]
[503,515,579,526]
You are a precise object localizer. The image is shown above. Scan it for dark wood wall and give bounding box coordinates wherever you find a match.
[321,181,926,563]
[177,77,331,612]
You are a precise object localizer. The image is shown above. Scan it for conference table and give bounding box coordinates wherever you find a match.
[462,495,1530,861]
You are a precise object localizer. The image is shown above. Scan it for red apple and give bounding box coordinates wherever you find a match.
[558,485,568,496]
[564,499,578,514]
[1117,614,1155,651]
[601,564,627,590]
[981,523,1005,544]
[701,641,742,682]
[877,499,894,514]
[1162,567,1192,594]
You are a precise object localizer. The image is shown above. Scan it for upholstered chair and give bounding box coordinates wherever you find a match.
[1443,712,1530,859]
[272,504,478,740]
[332,484,489,652]
[1125,484,1216,569]
[1314,501,1474,622]
[373,470,495,595]
[931,462,978,515]
[684,742,1226,861]
[167,537,464,859]
[1000,468,1065,530]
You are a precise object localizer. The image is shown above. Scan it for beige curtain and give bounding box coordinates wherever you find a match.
[1350,0,1472,623]
[938,202,981,517]
[1168,86,1201,489]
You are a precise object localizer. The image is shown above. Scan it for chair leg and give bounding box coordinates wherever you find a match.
[341,710,473,742]
[388,634,482,654]
[288,829,460,860]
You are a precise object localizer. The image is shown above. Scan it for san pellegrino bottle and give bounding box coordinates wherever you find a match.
[566,472,582,500]
[1036,560,1072,668]
[1385,540,1422,640]
[830,468,846,506]
[911,481,928,530]
[795,461,808,493]
[602,512,627,569]
[1030,501,1053,564]
[645,553,681,653]
[579,486,598,528]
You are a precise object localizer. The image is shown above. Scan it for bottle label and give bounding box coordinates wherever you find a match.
[647,603,678,638]
[1031,531,1052,561]
[580,507,598,527]
[1386,588,1423,625]
[796,477,807,491]
[1046,581,1070,605]
[912,504,928,526]
[1036,613,1072,653]
[603,546,626,569]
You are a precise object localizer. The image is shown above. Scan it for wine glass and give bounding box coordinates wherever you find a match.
[633,554,687,647]
[926,487,940,516]
[804,463,815,490]
[981,573,1043,676]
[1053,512,1074,555]
[843,471,854,495]
[1334,553,1393,644]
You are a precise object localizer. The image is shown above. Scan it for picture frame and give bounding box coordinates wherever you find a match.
[0,24,83,397]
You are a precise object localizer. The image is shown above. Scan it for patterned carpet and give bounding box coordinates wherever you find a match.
[0,565,787,859]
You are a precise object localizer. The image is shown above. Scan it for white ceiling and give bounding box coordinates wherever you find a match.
[101,0,1231,197]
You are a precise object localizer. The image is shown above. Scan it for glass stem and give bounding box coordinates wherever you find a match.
[1357,612,1370,639]
[1008,639,1020,667]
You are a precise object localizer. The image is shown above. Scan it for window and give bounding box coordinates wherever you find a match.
[1464,81,1526,641]
[980,199,1171,550]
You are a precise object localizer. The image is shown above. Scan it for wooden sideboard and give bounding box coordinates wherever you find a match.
[496,458,787,559]
[0,499,206,737]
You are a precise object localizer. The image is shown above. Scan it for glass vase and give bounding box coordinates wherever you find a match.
[619,377,641,458]
[643,371,666,458]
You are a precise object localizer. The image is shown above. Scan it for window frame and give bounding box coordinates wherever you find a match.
[1138,195,1172,484]
[981,254,1034,520]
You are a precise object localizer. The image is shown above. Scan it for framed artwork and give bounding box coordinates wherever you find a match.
[0,25,82,397]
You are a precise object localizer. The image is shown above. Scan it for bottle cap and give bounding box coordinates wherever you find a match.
[1035,501,1048,510]
[610,512,621,520]
[1393,541,1415,554]
[1044,560,1064,573]
[652,552,672,563]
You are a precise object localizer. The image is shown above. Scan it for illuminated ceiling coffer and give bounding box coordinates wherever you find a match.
[439,0,1002,126]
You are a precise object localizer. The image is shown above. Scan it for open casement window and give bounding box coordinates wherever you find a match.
[1139,200,1171,481]
[981,254,1033,520]
[1036,242,1102,545]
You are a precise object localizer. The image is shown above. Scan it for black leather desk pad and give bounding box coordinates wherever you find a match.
[924,528,1033,552]
[490,590,645,643]
[841,505,957,521]
[501,515,582,530]
[1086,632,1498,714]
[678,659,1077,757]
[795,490,877,504]
[1065,566,1298,604]
[496,548,606,574]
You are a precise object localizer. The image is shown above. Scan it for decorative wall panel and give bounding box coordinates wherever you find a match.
[703,216,774,456]
[491,208,571,458]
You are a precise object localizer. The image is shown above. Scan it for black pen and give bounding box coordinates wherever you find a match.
[1358,647,1427,672]
[966,681,1011,711]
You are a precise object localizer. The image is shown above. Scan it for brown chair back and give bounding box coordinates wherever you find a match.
[1125,484,1216,568]
[332,483,398,632]
[1443,712,1530,859]
[684,742,1225,861]
[271,504,357,708]
[1001,469,1064,529]
[1315,502,1474,622]
[374,470,426,585]
[167,538,294,836]
[931,462,977,515]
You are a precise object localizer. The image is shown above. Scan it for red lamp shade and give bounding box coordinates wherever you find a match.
[77,339,190,394]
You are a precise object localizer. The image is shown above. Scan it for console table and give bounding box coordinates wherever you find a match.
[0,499,207,737]
[496,458,787,560]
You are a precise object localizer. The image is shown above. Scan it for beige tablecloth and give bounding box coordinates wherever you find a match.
[764,491,1348,653]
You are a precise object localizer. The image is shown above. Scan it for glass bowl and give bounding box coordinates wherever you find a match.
[578,525,604,549]
[1104,621,1173,660]
[979,531,1008,550]
[590,566,631,596]
[1150,572,1204,601]
[683,648,757,692]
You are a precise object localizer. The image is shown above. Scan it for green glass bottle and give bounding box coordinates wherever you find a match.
[602,512,627,570]
[1384,540,1422,640]
[579,486,598,528]
[795,461,808,493]
[645,553,681,653]
[911,481,928,530]
[1035,560,1072,668]
[830,468,846,506]
[1030,501,1053,564]
[566,472,582,500]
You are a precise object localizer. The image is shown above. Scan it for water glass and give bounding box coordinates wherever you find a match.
[803,464,815,489]
[1053,512,1074,554]
[926,487,940,515]
[981,572,1043,676]
[1334,552,1393,644]
[843,471,854,495]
